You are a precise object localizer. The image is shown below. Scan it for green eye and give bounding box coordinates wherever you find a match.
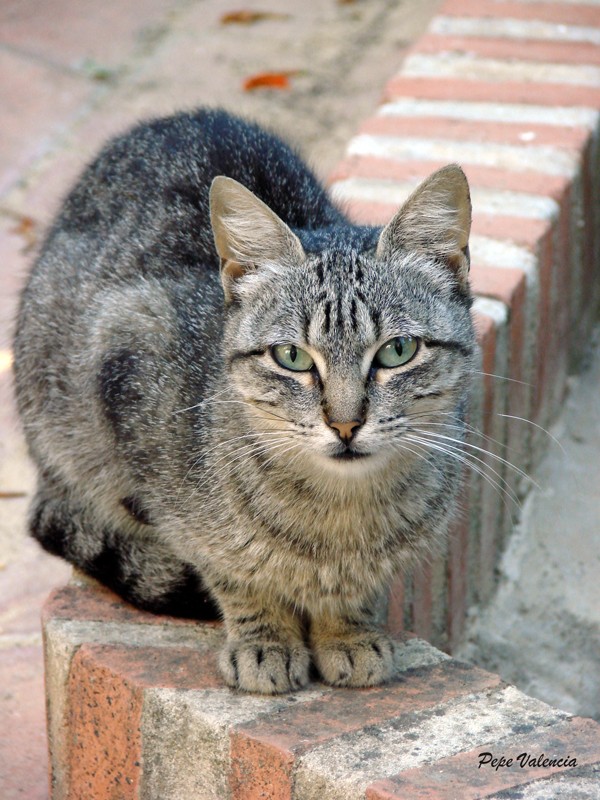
[373,336,419,369]
[271,343,314,372]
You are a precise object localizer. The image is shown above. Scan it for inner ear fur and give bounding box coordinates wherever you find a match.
[376,164,472,291]
[209,176,305,303]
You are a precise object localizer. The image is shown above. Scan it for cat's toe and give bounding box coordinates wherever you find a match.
[219,641,310,694]
[313,632,395,688]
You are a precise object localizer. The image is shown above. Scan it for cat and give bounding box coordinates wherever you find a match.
[13,108,475,694]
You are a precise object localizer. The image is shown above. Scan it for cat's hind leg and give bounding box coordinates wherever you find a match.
[29,480,219,620]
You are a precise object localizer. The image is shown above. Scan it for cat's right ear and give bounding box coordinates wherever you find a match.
[209,176,305,304]
[376,164,472,292]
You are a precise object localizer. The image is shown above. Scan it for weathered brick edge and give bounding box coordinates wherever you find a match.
[44,578,600,799]
[329,0,600,650]
[42,2,600,798]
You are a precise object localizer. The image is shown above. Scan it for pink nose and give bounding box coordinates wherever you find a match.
[327,419,363,443]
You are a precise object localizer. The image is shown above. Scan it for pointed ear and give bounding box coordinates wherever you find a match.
[209,176,305,303]
[376,164,471,291]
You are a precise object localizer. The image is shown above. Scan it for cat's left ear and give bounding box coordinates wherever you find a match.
[210,176,305,304]
[376,164,471,291]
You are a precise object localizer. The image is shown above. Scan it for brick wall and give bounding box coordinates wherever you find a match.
[329,0,600,652]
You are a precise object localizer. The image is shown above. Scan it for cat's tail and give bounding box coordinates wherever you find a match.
[30,484,219,620]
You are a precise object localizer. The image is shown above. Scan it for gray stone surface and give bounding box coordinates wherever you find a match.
[459,327,600,721]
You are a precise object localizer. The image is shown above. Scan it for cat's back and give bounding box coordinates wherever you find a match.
[44,108,341,260]
[12,108,343,486]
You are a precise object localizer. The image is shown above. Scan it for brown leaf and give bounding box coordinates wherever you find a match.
[243,71,295,91]
[0,491,27,499]
[10,215,38,251]
[221,10,290,25]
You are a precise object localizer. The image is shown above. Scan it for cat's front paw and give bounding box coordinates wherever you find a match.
[219,640,310,694]
[312,631,395,688]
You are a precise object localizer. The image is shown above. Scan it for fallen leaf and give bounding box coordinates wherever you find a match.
[243,71,296,91]
[221,10,290,25]
[10,215,38,251]
[0,491,27,499]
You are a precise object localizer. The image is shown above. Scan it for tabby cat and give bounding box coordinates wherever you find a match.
[13,109,475,693]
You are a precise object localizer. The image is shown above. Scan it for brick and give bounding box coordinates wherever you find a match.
[386,575,406,636]
[378,98,599,130]
[403,52,600,89]
[366,716,600,799]
[331,156,572,206]
[446,496,471,650]
[384,76,600,109]
[345,135,578,176]
[43,577,217,628]
[471,305,509,604]
[438,0,600,28]
[431,13,600,46]
[298,686,569,800]
[231,660,503,799]
[360,114,590,150]
[67,644,144,800]
[411,562,434,642]
[415,33,600,67]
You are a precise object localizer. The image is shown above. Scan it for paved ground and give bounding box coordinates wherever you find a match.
[0,1,438,797]
[458,326,600,722]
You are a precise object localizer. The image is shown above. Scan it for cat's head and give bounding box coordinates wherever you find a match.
[209,166,475,476]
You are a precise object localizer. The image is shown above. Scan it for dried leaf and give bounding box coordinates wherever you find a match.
[221,10,290,25]
[243,71,295,91]
[0,491,27,499]
[10,214,38,250]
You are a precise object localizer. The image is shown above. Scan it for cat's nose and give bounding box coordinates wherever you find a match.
[327,419,363,444]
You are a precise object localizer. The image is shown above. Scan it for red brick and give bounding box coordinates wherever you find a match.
[360,115,589,151]
[387,575,406,636]
[65,643,223,798]
[384,76,600,109]
[470,265,527,437]
[533,230,556,421]
[415,33,600,68]
[230,734,295,800]
[411,562,434,641]
[447,493,471,651]
[332,157,574,204]
[366,716,600,799]
[472,311,504,603]
[470,265,525,311]
[439,0,600,28]
[43,580,220,629]
[471,215,553,253]
[67,645,144,800]
[231,661,502,799]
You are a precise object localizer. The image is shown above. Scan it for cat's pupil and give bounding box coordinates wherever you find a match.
[395,338,404,357]
[290,345,297,362]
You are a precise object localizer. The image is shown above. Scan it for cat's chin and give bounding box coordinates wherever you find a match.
[312,448,389,477]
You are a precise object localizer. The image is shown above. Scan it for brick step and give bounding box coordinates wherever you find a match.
[328,0,600,646]
[44,577,600,799]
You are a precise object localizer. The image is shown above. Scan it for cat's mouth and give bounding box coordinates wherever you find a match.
[331,449,371,461]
